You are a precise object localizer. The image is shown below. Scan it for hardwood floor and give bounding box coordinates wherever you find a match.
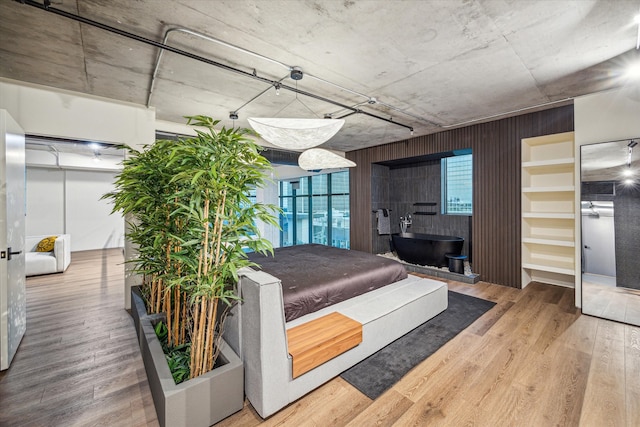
[1,250,638,426]
[582,278,640,326]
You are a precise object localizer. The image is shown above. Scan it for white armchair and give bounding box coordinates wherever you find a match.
[25,234,71,277]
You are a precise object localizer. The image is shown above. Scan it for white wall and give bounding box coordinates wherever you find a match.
[574,85,640,306]
[26,167,124,252]
[66,170,124,251]
[25,168,65,236]
[0,79,155,148]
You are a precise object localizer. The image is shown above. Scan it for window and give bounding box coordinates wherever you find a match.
[279,171,349,248]
[442,154,472,215]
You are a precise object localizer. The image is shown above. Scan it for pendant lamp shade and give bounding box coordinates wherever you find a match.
[248,118,345,149]
[298,148,356,171]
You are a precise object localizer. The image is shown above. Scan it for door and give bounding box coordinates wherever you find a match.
[0,110,26,371]
[581,203,616,277]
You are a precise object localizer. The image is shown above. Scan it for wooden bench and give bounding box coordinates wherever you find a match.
[287,312,362,378]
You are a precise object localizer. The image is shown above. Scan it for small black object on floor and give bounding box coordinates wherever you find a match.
[340,291,496,400]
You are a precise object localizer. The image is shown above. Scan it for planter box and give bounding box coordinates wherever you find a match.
[130,286,146,347]
[133,287,244,427]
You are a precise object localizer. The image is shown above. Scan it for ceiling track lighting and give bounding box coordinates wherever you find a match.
[628,140,637,167]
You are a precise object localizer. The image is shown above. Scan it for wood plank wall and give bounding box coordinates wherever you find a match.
[346,105,574,288]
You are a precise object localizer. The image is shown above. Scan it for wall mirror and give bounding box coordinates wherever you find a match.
[581,138,640,325]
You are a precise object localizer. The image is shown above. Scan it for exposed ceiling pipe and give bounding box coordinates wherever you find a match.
[148,27,438,127]
[18,0,414,132]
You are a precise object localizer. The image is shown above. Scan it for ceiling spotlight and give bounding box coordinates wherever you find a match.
[275,83,281,96]
[324,114,332,119]
[623,168,634,177]
[290,66,303,80]
[629,140,638,148]
[624,178,635,185]
[229,112,239,120]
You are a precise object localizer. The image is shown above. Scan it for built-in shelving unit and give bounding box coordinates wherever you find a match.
[521,131,576,288]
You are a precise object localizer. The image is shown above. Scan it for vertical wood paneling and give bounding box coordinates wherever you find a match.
[346,105,574,288]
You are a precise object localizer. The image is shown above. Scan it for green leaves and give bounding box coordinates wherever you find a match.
[106,115,280,377]
[155,320,191,384]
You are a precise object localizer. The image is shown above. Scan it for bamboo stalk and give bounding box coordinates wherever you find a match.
[155,278,163,313]
[149,273,157,312]
[180,296,187,344]
[166,287,172,346]
[190,298,200,375]
[207,298,219,371]
[202,296,215,372]
[192,297,208,378]
[202,197,210,277]
[211,191,226,274]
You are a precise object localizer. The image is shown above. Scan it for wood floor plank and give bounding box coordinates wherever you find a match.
[1,249,638,426]
[580,318,627,426]
[626,325,640,427]
[344,389,412,427]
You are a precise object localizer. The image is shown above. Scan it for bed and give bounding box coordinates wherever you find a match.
[224,244,448,418]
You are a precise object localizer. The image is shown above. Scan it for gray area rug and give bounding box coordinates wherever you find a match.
[340,291,496,399]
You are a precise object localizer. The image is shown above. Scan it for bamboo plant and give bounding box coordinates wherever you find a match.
[105,115,279,379]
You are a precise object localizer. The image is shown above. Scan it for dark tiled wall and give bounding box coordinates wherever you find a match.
[614,185,640,289]
[371,163,391,254]
[371,160,471,258]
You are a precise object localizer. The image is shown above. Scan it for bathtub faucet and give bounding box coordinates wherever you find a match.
[400,214,412,233]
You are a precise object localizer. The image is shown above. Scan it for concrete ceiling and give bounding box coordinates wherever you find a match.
[1,0,639,152]
[581,138,640,181]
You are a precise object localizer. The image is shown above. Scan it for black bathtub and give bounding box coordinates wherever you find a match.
[391,232,464,267]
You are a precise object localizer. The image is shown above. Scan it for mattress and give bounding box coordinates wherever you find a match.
[247,244,408,321]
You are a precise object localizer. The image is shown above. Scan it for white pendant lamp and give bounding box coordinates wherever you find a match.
[298,148,356,171]
[247,118,345,150]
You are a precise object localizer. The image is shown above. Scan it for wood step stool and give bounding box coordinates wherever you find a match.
[287,312,362,378]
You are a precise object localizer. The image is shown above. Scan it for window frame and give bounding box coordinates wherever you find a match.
[441,153,473,216]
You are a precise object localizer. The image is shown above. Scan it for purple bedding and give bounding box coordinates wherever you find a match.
[247,244,408,321]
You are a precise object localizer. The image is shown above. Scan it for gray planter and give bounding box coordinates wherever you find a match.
[134,289,244,427]
[130,286,147,346]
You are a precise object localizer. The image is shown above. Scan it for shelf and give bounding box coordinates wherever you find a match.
[522,261,574,276]
[522,237,575,247]
[522,212,575,219]
[522,158,575,169]
[522,186,575,193]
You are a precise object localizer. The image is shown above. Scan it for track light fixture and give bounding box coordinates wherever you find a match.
[628,140,637,167]
[290,66,303,81]
[229,112,239,120]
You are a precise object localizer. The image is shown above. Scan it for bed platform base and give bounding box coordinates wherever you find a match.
[224,269,448,419]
